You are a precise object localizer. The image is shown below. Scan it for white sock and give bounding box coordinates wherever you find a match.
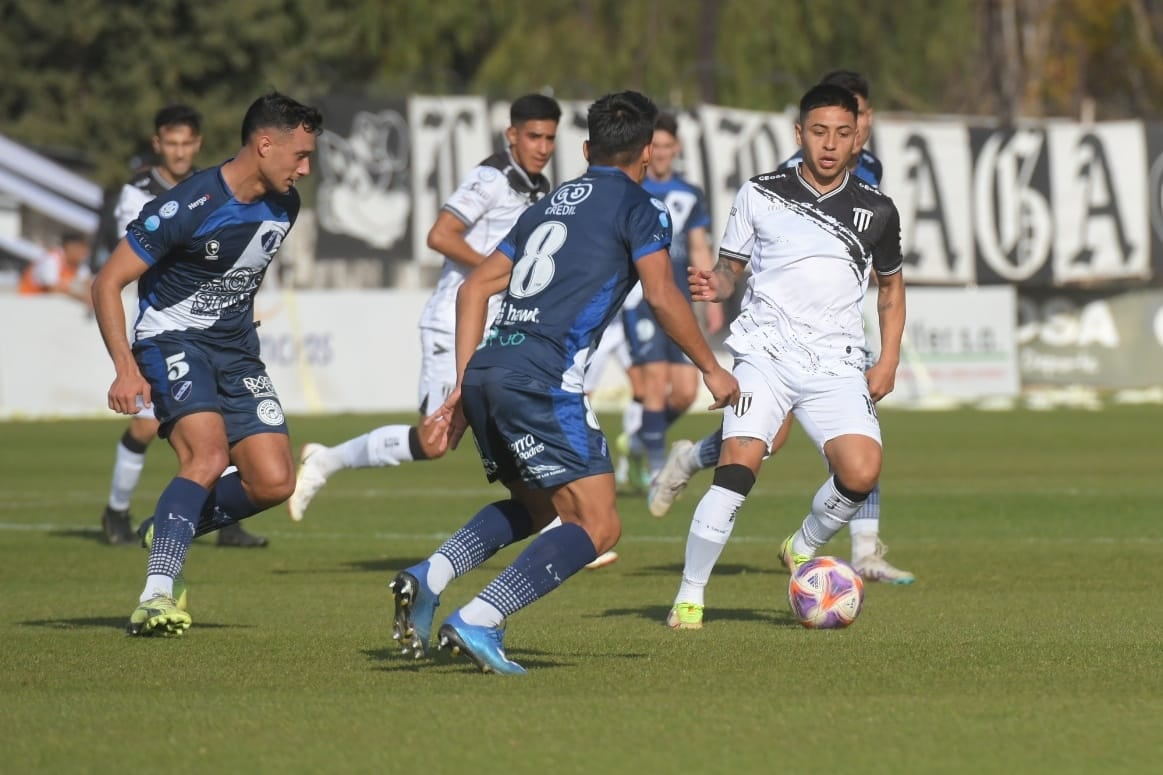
[674,485,746,607]
[459,597,505,628]
[791,477,865,556]
[849,519,879,562]
[425,553,456,595]
[109,443,145,512]
[539,516,563,534]
[140,574,173,602]
[332,425,414,470]
[622,400,643,438]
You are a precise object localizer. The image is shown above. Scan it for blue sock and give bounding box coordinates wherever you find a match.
[639,409,668,473]
[436,500,534,577]
[477,522,598,619]
[697,426,723,469]
[851,483,881,523]
[147,477,210,578]
[194,472,260,538]
[665,406,683,427]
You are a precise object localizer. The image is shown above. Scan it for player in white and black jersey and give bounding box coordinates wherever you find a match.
[97,104,267,549]
[666,83,907,630]
[287,95,561,522]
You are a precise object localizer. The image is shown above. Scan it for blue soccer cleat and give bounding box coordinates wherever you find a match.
[437,611,526,675]
[388,565,440,658]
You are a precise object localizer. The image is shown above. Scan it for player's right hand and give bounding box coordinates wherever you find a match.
[108,370,151,415]
[688,267,721,303]
[422,387,467,454]
[703,366,740,411]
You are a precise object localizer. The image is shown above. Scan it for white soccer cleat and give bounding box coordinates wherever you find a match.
[647,440,695,518]
[585,551,619,570]
[288,443,332,522]
[852,540,915,585]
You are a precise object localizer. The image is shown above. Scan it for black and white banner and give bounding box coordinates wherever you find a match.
[313,95,1163,289]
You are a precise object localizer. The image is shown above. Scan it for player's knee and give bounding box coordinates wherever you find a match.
[712,464,756,496]
[247,470,296,508]
[129,416,159,444]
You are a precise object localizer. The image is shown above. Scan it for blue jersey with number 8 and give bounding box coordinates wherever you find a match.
[470,165,673,392]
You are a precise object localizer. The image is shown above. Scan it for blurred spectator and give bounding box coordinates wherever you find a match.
[19,231,93,304]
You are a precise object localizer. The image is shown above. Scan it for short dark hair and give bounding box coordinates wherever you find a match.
[510,94,562,127]
[586,91,658,167]
[154,104,201,135]
[819,69,871,103]
[240,92,323,146]
[798,83,859,125]
[654,112,679,138]
[61,230,88,246]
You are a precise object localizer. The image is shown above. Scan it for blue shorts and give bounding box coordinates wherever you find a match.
[460,366,612,489]
[133,328,288,444]
[622,303,690,366]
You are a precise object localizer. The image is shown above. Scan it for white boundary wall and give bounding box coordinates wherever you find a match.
[0,287,1018,419]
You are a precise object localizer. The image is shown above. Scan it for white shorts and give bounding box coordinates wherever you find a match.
[418,328,456,413]
[584,320,631,394]
[722,353,882,452]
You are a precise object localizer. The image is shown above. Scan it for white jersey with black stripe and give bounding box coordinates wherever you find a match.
[418,150,550,334]
[719,167,902,373]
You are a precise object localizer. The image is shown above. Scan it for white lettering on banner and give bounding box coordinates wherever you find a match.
[409,96,491,267]
[699,104,796,246]
[974,129,1054,282]
[1048,122,1149,283]
[316,109,410,250]
[1016,297,1120,348]
[877,121,975,284]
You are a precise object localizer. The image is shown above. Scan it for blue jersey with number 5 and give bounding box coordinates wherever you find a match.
[471,165,673,392]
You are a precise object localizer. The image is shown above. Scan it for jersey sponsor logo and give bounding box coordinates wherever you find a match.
[256,398,285,426]
[145,215,161,232]
[545,182,592,215]
[187,194,211,211]
[734,392,753,417]
[190,268,262,317]
[243,375,277,397]
[159,201,179,219]
[852,207,873,231]
[509,432,545,461]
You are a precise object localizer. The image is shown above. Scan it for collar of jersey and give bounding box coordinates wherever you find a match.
[794,165,851,201]
[505,148,547,193]
[585,165,633,180]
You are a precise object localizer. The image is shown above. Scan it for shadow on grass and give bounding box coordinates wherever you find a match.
[269,557,427,576]
[598,604,799,627]
[626,562,783,578]
[362,646,569,673]
[21,617,254,632]
[48,528,110,544]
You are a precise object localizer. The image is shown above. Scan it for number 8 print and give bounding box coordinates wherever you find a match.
[509,221,567,299]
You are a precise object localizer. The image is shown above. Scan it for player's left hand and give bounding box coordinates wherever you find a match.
[865,361,897,402]
[688,267,721,302]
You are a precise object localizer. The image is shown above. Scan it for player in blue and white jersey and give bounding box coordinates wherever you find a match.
[96,104,267,549]
[665,83,906,630]
[649,70,914,586]
[616,113,718,492]
[286,94,561,523]
[91,92,323,636]
[388,91,738,673]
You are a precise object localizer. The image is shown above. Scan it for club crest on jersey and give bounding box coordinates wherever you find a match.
[735,392,753,417]
[852,207,873,231]
[204,240,220,260]
[159,201,179,219]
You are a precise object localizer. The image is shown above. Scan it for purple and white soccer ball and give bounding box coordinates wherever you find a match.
[787,556,865,629]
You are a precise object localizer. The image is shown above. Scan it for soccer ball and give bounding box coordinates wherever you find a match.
[787,557,865,629]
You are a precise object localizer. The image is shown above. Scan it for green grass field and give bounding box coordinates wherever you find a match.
[2,408,1162,773]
